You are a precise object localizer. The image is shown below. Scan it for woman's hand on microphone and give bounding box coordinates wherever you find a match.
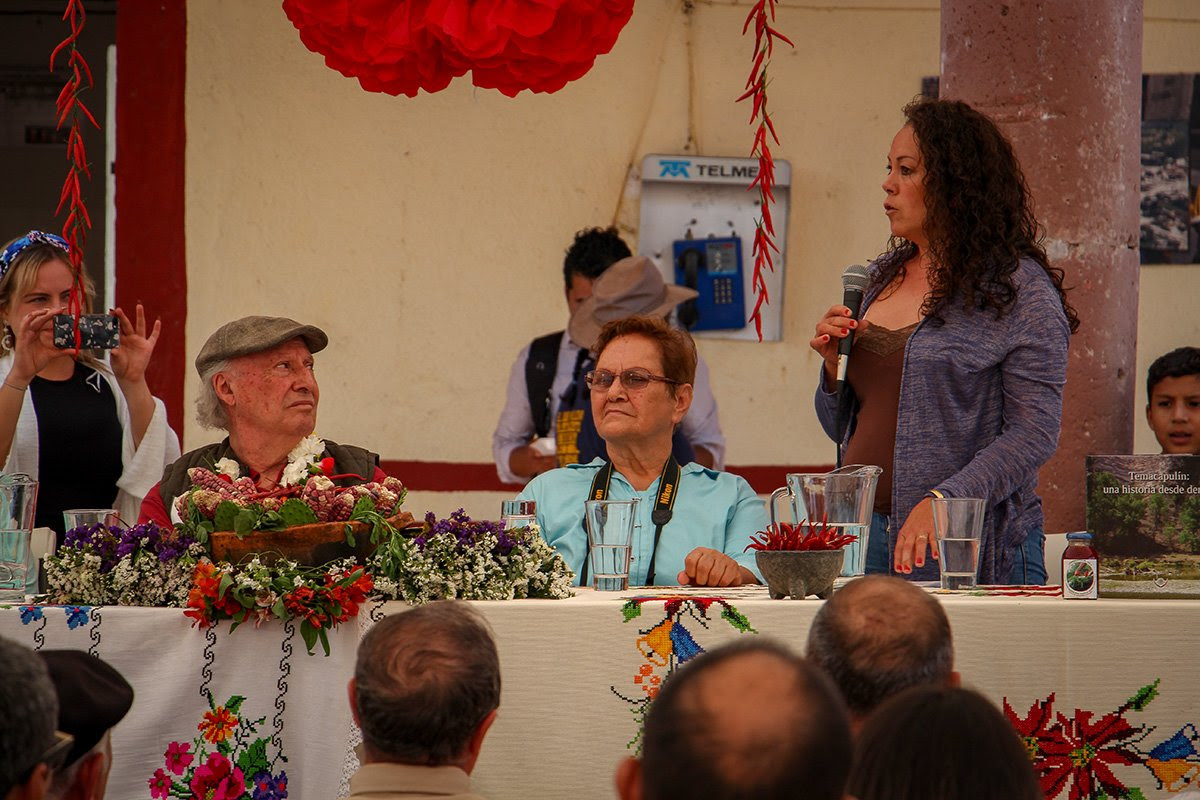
[809,305,868,384]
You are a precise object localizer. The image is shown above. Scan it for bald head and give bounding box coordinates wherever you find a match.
[805,576,954,719]
[636,640,851,800]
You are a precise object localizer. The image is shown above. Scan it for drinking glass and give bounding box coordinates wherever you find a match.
[932,497,986,590]
[499,500,537,531]
[584,498,638,591]
[63,509,121,533]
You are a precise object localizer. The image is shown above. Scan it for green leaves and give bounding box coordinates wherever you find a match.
[277,498,318,527]
[235,737,270,782]
[720,604,756,633]
[621,601,643,622]
[213,501,241,532]
[1125,679,1161,712]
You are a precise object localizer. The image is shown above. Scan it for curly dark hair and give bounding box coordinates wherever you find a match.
[875,97,1079,333]
[562,226,631,288]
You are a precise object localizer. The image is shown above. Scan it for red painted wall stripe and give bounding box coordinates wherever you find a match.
[115,2,188,435]
[380,461,836,496]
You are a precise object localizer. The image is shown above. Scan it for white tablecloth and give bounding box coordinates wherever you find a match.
[3,588,1198,800]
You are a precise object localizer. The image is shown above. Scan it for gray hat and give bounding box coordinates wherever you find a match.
[567,256,698,351]
[195,316,328,376]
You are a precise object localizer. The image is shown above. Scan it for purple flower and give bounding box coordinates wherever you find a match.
[251,770,288,799]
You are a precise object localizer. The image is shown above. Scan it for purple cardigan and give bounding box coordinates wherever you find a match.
[815,257,1070,582]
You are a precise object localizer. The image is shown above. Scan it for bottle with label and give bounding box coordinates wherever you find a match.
[1062,532,1099,600]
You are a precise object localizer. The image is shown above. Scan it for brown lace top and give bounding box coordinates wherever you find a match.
[841,322,918,514]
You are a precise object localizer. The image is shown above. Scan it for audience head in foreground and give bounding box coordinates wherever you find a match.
[848,685,1041,800]
[805,575,957,729]
[40,650,134,800]
[347,601,500,800]
[1146,346,1200,455]
[0,636,63,800]
[615,639,852,800]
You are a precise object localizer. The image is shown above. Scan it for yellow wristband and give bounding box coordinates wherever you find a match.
[928,488,946,500]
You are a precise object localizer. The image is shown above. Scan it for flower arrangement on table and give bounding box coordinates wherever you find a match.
[370,509,574,603]
[184,556,372,656]
[43,521,206,607]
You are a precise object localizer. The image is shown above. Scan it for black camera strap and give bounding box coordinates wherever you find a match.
[579,456,680,586]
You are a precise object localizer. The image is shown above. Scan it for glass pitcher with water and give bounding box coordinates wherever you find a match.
[0,473,38,600]
[769,465,881,577]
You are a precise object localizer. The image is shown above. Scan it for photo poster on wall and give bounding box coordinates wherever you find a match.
[919,74,1200,265]
[1085,454,1200,598]
[1141,74,1199,264]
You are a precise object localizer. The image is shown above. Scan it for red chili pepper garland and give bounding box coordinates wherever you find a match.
[737,1,793,341]
[51,0,98,347]
[744,519,858,552]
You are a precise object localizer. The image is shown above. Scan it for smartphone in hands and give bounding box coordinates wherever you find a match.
[53,314,120,350]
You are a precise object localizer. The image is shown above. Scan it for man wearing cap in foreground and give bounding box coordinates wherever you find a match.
[39,650,134,800]
[0,635,63,800]
[138,316,386,526]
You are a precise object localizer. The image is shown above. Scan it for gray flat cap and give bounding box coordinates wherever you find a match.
[195,315,328,376]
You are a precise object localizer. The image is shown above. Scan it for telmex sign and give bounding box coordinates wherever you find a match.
[646,155,789,187]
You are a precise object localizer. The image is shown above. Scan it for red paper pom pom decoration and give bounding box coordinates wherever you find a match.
[282,0,635,98]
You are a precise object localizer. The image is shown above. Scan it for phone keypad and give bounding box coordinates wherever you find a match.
[713,278,735,305]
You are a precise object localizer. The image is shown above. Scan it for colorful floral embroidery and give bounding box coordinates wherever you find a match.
[1005,680,1200,799]
[613,597,756,752]
[19,605,43,624]
[149,694,287,800]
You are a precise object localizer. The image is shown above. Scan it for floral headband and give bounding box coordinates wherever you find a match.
[0,230,71,282]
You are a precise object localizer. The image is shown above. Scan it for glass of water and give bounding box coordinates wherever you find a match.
[584,498,638,591]
[931,497,986,590]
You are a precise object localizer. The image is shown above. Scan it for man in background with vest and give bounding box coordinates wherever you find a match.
[492,227,725,484]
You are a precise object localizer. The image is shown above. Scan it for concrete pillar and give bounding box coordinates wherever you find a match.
[941,0,1143,533]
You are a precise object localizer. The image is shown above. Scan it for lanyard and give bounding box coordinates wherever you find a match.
[580,456,681,586]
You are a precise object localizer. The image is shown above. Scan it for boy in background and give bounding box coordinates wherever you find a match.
[1146,347,1200,455]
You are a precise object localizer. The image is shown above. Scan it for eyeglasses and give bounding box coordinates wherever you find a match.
[3,731,75,794]
[584,368,680,391]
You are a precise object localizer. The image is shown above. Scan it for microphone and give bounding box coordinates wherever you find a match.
[835,264,870,391]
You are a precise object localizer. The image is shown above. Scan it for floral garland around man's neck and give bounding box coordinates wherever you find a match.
[213,434,325,487]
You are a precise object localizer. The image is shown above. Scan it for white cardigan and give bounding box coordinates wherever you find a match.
[0,354,182,525]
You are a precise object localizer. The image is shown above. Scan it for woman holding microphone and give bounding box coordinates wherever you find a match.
[811,98,1078,584]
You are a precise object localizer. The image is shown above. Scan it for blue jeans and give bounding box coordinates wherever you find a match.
[865,512,1047,585]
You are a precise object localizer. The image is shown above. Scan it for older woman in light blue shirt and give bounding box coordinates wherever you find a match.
[518,315,765,587]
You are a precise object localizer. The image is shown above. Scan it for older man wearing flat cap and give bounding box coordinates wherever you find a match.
[139,316,386,526]
[39,650,134,800]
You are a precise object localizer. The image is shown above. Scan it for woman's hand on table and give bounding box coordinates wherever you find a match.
[678,547,753,587]
[894,497,938,574]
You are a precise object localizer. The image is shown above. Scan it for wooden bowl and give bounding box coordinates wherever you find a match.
[207,510,416,567]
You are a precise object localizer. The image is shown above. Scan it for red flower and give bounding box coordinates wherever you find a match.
[281,0,634,97]
[1005,693,1143,800]
[164,740,193,775]
[148,768,172,799]
[189,753,245,800]
[318,456,335,475]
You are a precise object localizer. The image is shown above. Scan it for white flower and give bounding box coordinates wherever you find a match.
[280,434,325,487]
[214,457,241,479]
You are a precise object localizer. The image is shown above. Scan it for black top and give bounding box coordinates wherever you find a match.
[30,364,124,540]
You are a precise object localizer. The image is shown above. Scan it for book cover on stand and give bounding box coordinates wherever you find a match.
[1085,454,1200,598]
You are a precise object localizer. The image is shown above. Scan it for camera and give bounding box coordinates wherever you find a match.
[53,314,120,350]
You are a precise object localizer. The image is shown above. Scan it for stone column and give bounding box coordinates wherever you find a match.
[941,0,1143,533]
